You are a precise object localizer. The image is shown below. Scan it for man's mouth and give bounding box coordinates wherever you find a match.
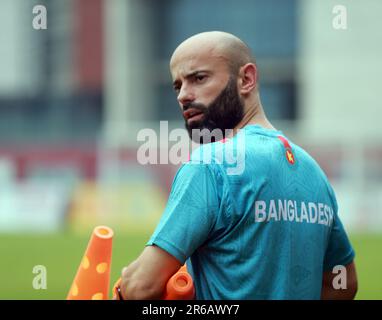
[183,108,204,123]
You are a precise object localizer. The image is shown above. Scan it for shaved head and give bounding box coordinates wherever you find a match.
[170,31,256,76]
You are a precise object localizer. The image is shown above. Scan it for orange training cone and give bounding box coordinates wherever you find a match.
[67,226,114,300]
[163,265,195,300]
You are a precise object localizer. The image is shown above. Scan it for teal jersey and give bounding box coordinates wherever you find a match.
[147,125,355,299]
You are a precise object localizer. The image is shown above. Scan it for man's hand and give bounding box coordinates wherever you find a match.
[119,245,182,300]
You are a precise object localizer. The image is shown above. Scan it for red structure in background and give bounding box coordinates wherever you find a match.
[0,146,176,193]
[74,0,104,91]
[0,146,97,181]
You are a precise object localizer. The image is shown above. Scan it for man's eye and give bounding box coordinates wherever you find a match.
[195,75,206,82]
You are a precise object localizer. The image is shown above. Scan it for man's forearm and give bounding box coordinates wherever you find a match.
[321,262,358,300]
[321,284,357,300]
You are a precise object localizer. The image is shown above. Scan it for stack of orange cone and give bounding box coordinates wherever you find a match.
[67,226,113,300]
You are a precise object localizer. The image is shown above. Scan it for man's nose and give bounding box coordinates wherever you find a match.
[177,85,195,107]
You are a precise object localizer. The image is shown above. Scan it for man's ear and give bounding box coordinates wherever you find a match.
[238,63,257,95]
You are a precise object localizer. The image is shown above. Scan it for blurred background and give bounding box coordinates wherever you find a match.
[0,0,381,299]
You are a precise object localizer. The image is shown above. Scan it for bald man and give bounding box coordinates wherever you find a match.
[119,31,357,300]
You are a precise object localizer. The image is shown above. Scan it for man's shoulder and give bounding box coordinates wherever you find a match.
[290,141,338,203]
[188,141,227,168]
[175,157,220,180]
[291,142,329,178]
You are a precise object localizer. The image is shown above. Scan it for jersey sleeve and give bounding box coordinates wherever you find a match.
[323,188,355,272]
[146,161,220,264]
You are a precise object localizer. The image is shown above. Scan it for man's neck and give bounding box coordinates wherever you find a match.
[230,97,276,137]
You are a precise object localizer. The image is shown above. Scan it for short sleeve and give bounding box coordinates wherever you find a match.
[146,162,220,264]
[323,189,355,272]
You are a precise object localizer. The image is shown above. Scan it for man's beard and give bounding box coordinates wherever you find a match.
[183,77,244,144]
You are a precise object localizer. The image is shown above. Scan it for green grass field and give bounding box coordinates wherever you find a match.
[0,232,381,299]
